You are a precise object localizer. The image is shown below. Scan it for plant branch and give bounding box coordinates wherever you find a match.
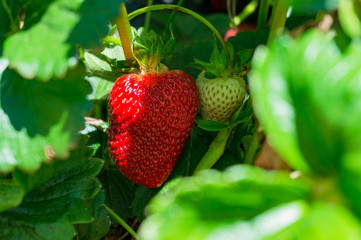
[128,4,232,69]
[257,0,270,29]
[193,128,233,175]
[116,3,135,60]
[267,0,290,43]
[103,204,138,240]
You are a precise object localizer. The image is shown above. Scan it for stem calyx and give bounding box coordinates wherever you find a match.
[132,28,175,74]
[189,41,250,79]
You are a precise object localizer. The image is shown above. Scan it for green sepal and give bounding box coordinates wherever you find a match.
[132,27,175,73]
[189,37,250,78]
[233,49,254,75]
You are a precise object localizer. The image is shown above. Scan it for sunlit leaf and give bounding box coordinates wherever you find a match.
[0,68,91,173]
[250,30,361,175]
[339,0,361,38]
[138,165,309,240]
[3,0,126,81]
[87,76,114,100]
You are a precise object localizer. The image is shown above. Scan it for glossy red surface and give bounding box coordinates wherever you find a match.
[108,70,199,187]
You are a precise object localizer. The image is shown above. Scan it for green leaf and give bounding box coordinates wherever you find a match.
[101,45,125,62]
[75,191,110,240]
[229,97,254,127]
[196,119,229,131]
[274,203,361,240]
[138,165,309,240]
[212,151,242,171]
[173,13,230,47]
[249,30,361,174]
[12,163,58,194]
[226,121,254,163]
[233,49,254,74]
[85,127,137,222]
[0,146,103,240]
[195,98,252,137]
[84,52,118,81]
[3,0,125,81]
[0,179,24,212]
[87,76,114,100]
[228,29,269,51]
[132,186,161,221]
[291,0,339,14]
[173,40,214,79]
[2,218,75,240]
[0,68,91,173]
[340,152,361,219]
[97,165,137,222]
[84,44,138,80]
[215,201,308,240]
[339,0,361,38]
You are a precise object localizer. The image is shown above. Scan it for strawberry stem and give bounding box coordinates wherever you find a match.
[193,128,233,175]
[144,0,153,32]
[234,0,258,26]
[244,122,261,164]
[116,3,135,60]
[103,204,138,240]
[267,0,290,43]
[128,4,233,69]
[257,0,270,29]
[2,0,19,32]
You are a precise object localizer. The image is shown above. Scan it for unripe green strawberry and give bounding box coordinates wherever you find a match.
[191,41,249,122]
[196,71,246,122]
[108,29,199,188]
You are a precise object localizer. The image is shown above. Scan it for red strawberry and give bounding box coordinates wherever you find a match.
[108,30,198,187]
[108,68,198,188]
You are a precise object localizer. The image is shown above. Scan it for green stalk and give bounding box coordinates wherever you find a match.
[234,0,258,26]
[116,3,135,60]
[243,122,260,164]
[2,0,18,31]
[227,0,237,29]
[163,0,185,34]
[257,0,270,29]
[144,0,153,32]
[104,204,138,240]
[193,128,232,175]
[267,0,290,43]
[128,4,232,69]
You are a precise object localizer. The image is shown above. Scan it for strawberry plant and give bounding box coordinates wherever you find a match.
[1,0,361,239]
